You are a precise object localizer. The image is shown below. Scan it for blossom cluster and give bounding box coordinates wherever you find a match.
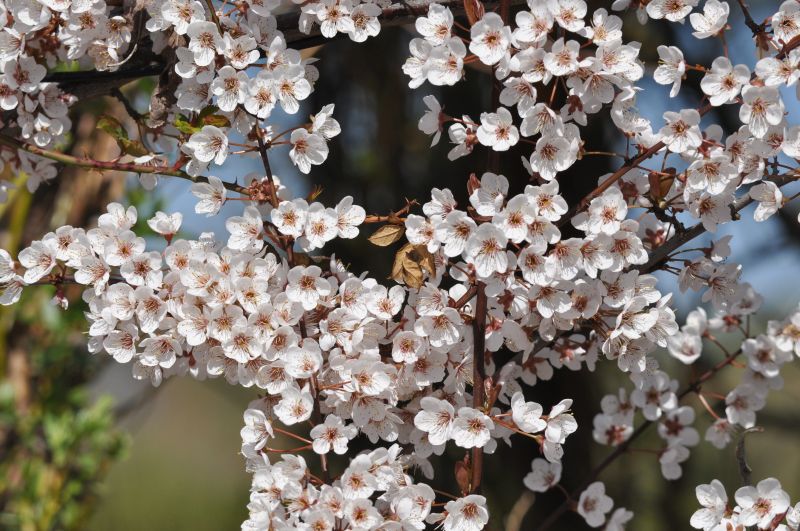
[0,172,792,529]
[0,0,358,192]
[410,0,799,232]
[691,478,799,530]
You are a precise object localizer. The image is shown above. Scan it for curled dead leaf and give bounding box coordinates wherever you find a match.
[390,244,435,289]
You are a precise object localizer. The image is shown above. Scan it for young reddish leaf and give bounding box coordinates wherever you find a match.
[463,0,485,26]
[467,172,481,196]
[455,454,471,496]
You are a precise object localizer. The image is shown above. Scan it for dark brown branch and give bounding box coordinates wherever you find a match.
[42,0,526,92]
[470,0,511,494]
[734,0,763,35]
[735,435,753,487]
[43,64,165,84]
[255,127,280,208]
[470,281,488,493]
[637,172,794,273]
[277,0,524,50]
[560,104,714,226]
[535,348,745,531]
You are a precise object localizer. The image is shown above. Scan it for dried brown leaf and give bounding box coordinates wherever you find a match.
[368,224,405,247]
[413,245,436,277]
[390,243,435,288]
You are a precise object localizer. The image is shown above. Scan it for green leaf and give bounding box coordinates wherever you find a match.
[198,105,219,120]
[174,114,200,134]
[118,138,150,157]
[174,107,229,134]
[97,115,150,156]
[97,115,129,141]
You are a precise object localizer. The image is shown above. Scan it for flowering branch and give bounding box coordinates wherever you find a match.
[277,0,526,49]
[536,347,746,531]
[0,134,248,194]
[41,0,528,93]
[638,171,797,273]
[563,104,714,223]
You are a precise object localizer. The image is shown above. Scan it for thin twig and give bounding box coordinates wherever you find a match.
[255,126,280,207]
[0,134,248,194]
[735,0,762,35]
[735,427,763,487]
[110,87,143,122]
[534,348,745,531]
